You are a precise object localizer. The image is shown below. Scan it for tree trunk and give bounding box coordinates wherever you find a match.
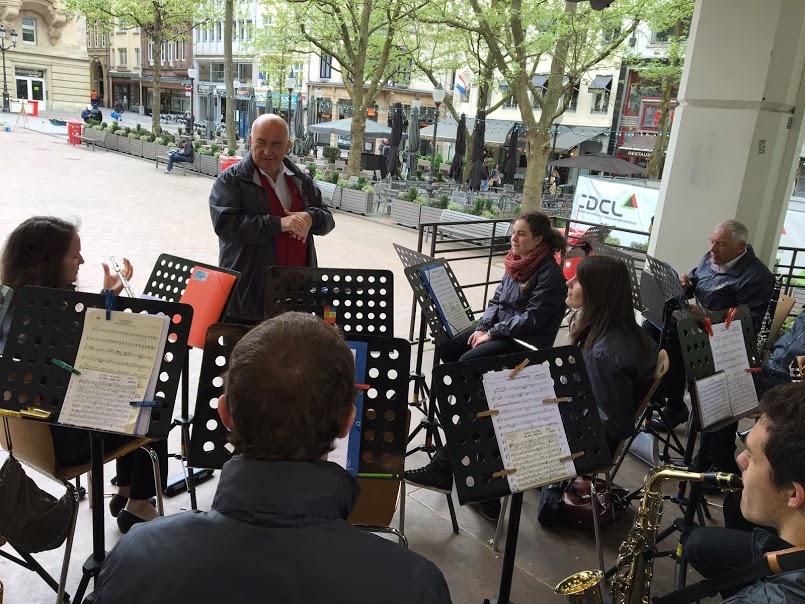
[150,14,163,134]
[347,105,367,177]
[644,77,672,180]
[224,0,235,151]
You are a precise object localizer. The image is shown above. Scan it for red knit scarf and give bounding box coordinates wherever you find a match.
[504,243,548,282]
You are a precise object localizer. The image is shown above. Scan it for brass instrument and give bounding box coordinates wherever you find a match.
[757,275,783,359]
[555,466,742,604]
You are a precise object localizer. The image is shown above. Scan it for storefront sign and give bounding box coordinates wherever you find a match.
[198,84,214,94]
[15,68,44,78]
[626,150,652,158]
[571,176,658,247]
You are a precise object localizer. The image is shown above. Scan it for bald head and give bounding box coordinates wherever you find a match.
[250,114,291,178]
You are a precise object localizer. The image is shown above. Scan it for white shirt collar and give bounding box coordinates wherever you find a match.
[712,248,747,272]
[258,164,294,183]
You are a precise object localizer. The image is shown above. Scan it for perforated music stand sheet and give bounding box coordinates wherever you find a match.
[0,285,13,328]
[645,255,696,321]
[393,243,434,269]
[586,241,643,312]
[263,266,394,337]
[0,286,192,439]
[677,306,760,432]
[188,325,410,474]
[434,346,611,505]
[404,260,476,346]
[578,225,613,243]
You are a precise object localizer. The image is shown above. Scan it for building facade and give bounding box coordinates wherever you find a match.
[0,0,90,113]
[141,34,194,115]
[108,20,142,112]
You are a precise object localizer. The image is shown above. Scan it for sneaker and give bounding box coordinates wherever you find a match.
[470,498,502,522]
[164,169,171,173]
[404,463,453,494]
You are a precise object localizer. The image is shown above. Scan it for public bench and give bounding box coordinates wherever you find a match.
[433,210,512,245]
[82,128,110,151]
[314,181,341,208]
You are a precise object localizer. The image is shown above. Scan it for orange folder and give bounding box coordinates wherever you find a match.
[179,266,237,349]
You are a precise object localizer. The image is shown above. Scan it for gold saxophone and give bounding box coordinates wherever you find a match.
[555,465,742,604]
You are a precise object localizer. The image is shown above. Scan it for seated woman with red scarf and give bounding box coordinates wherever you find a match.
[438,210,568,363]
[405,211,568,521]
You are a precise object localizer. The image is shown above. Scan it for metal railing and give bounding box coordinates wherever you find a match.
[774,246,805,312]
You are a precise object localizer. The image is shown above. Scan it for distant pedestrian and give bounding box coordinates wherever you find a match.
[165,139,194,173]
[480,159,490,191]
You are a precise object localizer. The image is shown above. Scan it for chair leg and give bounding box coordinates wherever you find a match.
[140,445,164,517]
[56,482,81,604]
[493,495,509,552]
[398,480,406,546]
[590,473,605,572]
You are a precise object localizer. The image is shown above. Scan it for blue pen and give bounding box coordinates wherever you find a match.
[104,289,113,320]
[129,401,167,408]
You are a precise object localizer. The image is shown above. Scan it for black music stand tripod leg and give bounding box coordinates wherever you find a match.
[483,492,523,604]
[74,432,107,604]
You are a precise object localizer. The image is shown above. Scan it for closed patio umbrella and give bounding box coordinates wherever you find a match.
[308,117,394,138]
[503,124,519,185]
[303,95,317,156]
[407,105,421,178]
[386,102,404,178]
[448,113,467,182]
[468,110,486,192]
[265,90,274,115]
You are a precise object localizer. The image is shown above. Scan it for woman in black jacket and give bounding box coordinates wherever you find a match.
[405,211,567,521]
[566,255,658,453]
[439,210,567,363]
[0,216,166,533]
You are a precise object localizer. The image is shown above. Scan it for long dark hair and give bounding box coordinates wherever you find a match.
[516,211,566,252]
[1,217,78,295]
[569,255,646,353]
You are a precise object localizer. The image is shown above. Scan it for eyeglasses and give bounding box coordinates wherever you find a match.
[736,427,752,444]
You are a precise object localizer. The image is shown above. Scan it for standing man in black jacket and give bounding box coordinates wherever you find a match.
[209,114,335,323]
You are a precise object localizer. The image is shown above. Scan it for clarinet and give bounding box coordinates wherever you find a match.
[757,275,783,358]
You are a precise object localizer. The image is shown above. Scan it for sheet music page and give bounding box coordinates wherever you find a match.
[73,308,170,403]
[420,265,472,337]
[693,372,730,428]
[710,320,759,417]
[59,370,139,433]
[482,363,575,493]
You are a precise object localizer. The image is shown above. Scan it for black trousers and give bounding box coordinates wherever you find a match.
[51,426,168,500]
[438,326,527,364]
[684,527,755,597]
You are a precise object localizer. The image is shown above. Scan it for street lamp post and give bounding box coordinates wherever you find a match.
[187,66,197,128]
[430,85,445,177]
[284,68,296,125]
[0,26,18,113]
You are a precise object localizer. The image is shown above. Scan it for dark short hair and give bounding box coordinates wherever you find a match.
[758,383,805,490]
[515,211,566,253]
[223,312,356,461]
[1,216,78,294]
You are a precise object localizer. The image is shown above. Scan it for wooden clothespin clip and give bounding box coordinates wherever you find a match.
[475,409,500,419]
[725,308,738,329]
[744,367,762,373]
[491,468,517,478]
[703,317,714,337]
[559,451,585,463]
[543,396,572,404]
[508,358,530,380]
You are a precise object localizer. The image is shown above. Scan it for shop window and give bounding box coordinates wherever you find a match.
[211,63,225,82]
[22,17,36,44]
[237,63,252,82]
[503,94,517,109]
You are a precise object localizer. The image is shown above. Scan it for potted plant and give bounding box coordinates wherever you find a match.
[390,186,422,227]
[339,176,374,215]
[322,146,341,163]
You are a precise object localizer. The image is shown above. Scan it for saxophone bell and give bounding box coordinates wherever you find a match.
[554,570,605,604]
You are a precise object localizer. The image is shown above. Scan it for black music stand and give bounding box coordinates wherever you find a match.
[0,286,191,603]
[0,284,12,326]
[656,306,759,589]
[264,266,394,336]
[586,241,643,313]
[434,346,611,604]
[187,324,410,535]
[141,253,240,509]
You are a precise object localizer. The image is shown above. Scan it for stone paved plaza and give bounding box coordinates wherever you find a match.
[0,124,725,604]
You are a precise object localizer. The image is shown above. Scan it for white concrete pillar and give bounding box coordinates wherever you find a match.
[650,0,805,271]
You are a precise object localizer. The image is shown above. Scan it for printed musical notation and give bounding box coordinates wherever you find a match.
[482,363,575,493]
[419,264,472,337]
[73,308,170,402]
[59,370,139,433]
[708,319,758,419]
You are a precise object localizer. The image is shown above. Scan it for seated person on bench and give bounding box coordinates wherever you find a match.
[757,309,805,394]
[684,383,805,601]
[405,210,567,521]
[95,312,452,604]
[566,256,658,457]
